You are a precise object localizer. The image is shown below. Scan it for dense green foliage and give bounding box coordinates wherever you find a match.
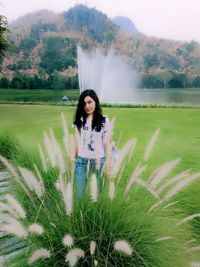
[0,74,79,90]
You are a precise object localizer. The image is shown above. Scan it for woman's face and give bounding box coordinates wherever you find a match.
[83,96,96,115]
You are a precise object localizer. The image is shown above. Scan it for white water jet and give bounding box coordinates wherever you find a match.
[77,46,139,103]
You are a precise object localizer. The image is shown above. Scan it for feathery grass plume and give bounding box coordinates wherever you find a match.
[33,164,45,195]
[128,139,137,164]
[114,240,133,256]
[50,128,65,175]
[28,248,50,264]
[55,180,61,191]
[0,217,27,238]
[63,135,70,158]
[94,259,98,266]
[116,161,125,187]
[136,177,159,198]
[147,161,166,184]
[64,181,73,215]
[70,134,76,176]
[176,213,200,227]
[156,169,190,195]
[112,138,137,176]
[162,201,178,210]
[149,172,200,212]
[38,144,47,172]
[191,262,200,267]
[0,213,13,223]
[149,158,181,189]
[108,181,115,200]
[28,223,44,235]
[66,248,85,267]
[90,241,96,255]
[164,172,200,201]
[57,172,65,193]
[116,129,123,147]
[63,234,73,247]
[144,128,160,161]
[125,162,147,192]
[148,200,164,213]
[0,202,20,218]
[0,155,31,198]
[18,167,43,198]
[61,113,70,156]
[44,131,56,167]
[104,116,115,146]
[5,194,26,219]
[155,236,172,242]
[187,246,200,253]
[90,174,98,202]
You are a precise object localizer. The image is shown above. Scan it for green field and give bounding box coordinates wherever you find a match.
[0,89,80,103]
[0,104,200,175]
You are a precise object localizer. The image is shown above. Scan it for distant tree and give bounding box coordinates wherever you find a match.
[30,23,57,40]
[0,15,9,63]
[192,76,200,88]
[17,59,32,70]
[47,70,64,90]
[40,37,76,73]
[168,72,188,88]
[141,74,163,88]
[19,38,38,56]
[70,74,79,89]
[185,40,198,53]
[161,54,180,70]
[10,75,24,89]
[156,71,173,88]
[176,48,182,57]
[0,76,9,88]
[144,53,159,70]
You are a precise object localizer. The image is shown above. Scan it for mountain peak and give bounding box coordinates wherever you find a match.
[112,16,139,35]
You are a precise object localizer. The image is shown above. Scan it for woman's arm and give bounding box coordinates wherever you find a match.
[71,129,78,161]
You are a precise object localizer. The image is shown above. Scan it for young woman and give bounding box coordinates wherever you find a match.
[72,89,111,196]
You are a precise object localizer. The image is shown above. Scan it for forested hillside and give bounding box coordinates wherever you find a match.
[1,4,200,89]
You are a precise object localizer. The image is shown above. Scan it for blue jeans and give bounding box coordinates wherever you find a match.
[75,156,105,196]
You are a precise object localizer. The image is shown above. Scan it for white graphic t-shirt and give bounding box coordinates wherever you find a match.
[73,116,110,159]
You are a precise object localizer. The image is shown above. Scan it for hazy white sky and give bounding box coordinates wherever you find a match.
[1,0,200,43]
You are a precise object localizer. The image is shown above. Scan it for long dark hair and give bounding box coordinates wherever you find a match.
[74,89,105,132]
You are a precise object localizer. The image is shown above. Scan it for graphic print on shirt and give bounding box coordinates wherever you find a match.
[87,133,95,152]
[82,125,95,152]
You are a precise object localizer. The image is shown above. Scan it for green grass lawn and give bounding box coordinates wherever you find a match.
[0,104,200,176]
[0,89,80,103]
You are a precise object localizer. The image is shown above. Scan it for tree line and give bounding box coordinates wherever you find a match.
[1,71,200,90]
[0,72,79,90]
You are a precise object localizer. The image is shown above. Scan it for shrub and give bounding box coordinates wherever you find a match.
[0,114,199,266]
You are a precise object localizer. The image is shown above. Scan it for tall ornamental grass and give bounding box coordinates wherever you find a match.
[0,113,200,266]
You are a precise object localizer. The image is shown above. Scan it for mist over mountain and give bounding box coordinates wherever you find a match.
[1,4,200,89]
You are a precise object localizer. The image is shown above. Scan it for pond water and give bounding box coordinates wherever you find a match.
[131,88,200,105]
